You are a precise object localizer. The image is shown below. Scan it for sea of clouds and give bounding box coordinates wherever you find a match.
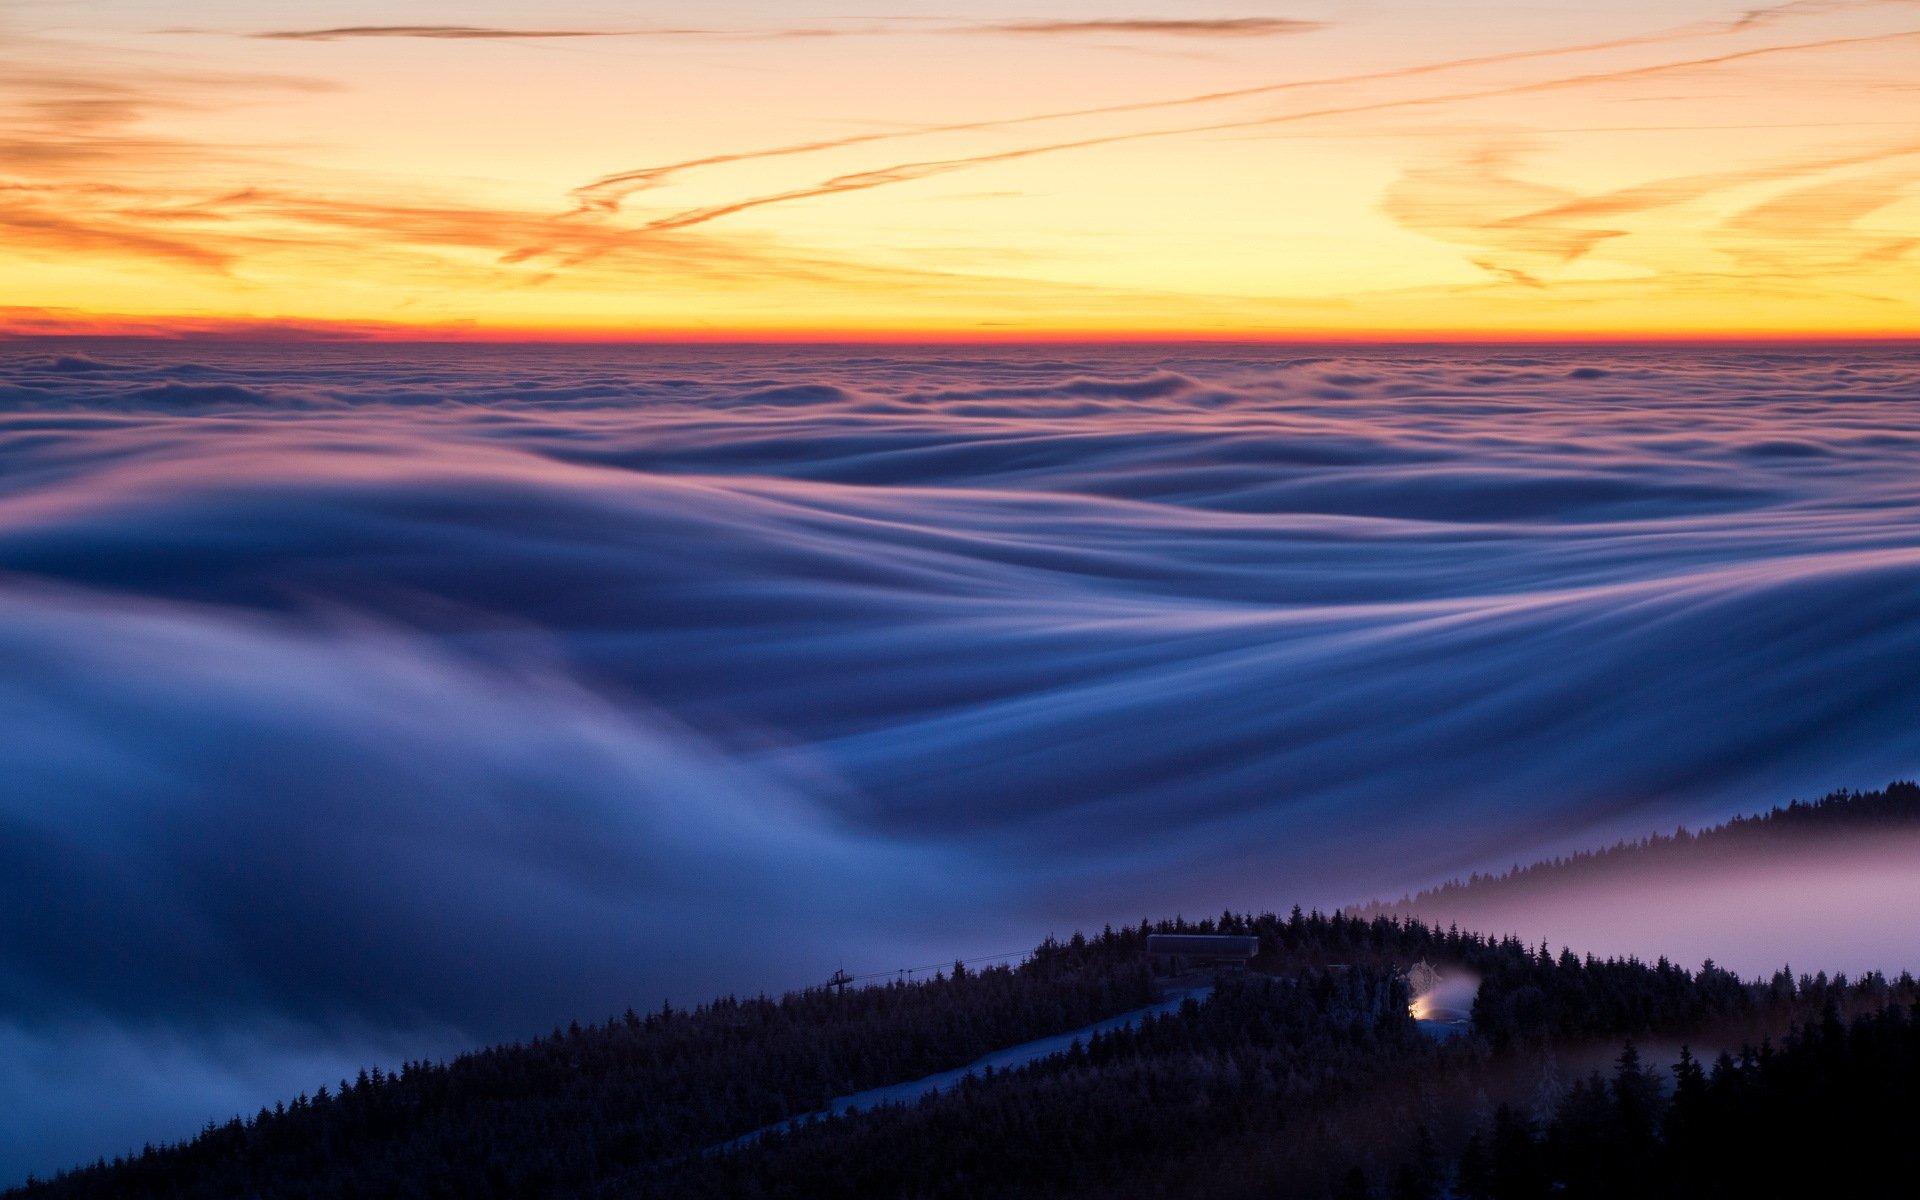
[4,340,1920,1179]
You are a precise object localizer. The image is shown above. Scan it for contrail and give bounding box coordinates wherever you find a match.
[565,1,1912,215]
[536,27,1920,263]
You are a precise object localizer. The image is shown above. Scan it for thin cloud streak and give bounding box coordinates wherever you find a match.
[1714,170,1920,272]
[545,28,1920,259]
[6,3,1917,334]
[1385,138,1920,281]
[0,31,953,289]
[236,18,1326,44]
[565,2,1913,215]
[215,23,869,43]
[974,18,1326,37]
[248,26,676,41]
[0,197,235,272]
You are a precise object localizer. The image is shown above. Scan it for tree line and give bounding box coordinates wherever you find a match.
[18,783,1920,1199]
[1447,1001,1920,1199]
[1356,780,1920,917]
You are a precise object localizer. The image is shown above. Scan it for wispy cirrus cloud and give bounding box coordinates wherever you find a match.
[542,25,1920,260]
[232,4,1893,48]
[1382,136,1920,288]
[10,2,1918,332]
[0,187,237,273]
[219,1,1913,56]
[1714,170,1919,272]
[197,23,865,43]
[970,18,1325,37]
[0,26,863,287]
[247,25,668,42]
[1732,0,1920,29]
[563,4,1918,217]
[0,24,1254,325]
[0,31,338,272]
[236,16,1325,43]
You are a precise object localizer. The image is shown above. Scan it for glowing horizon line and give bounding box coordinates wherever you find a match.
[6,324,1919,347]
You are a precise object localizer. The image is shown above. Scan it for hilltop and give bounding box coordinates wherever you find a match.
[1351,782,1920,964]
[14,785,1920,1199]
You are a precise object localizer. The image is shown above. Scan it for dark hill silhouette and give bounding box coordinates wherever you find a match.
[1350,781,1920,978]
[1358,781,1920,915]
[15,785,1920,1199]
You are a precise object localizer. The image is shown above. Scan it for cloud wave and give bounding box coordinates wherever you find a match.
[5,341,1920,1181]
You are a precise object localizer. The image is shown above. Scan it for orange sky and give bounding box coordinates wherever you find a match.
[3,0,1918,338]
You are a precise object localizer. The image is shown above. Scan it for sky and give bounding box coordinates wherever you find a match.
[3,0,1919,338]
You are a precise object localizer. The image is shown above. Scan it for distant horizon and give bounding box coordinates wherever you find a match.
[8,329,1920,348]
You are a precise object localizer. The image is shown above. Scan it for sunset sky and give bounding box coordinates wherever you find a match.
[4,0,1919,338]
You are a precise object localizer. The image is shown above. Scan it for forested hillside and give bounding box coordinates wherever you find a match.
[1450,1002,1920,1199]
[1355,781,1920,920]
[6,937,1152,1199]
[15,786,1920,1199]
[614,913,1915,1199]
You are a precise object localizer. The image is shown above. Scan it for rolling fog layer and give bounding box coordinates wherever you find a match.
[4,341,1920,1177]
[1382,832,1920,984]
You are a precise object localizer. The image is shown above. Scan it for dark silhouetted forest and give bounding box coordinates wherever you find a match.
[15,785,1920,1199]
[607,913,1919,1200]
[1452,1002,1920,1199]
[1355,780,1920,919]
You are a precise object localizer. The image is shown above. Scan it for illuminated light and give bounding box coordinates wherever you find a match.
[1409,962,1480,1026]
